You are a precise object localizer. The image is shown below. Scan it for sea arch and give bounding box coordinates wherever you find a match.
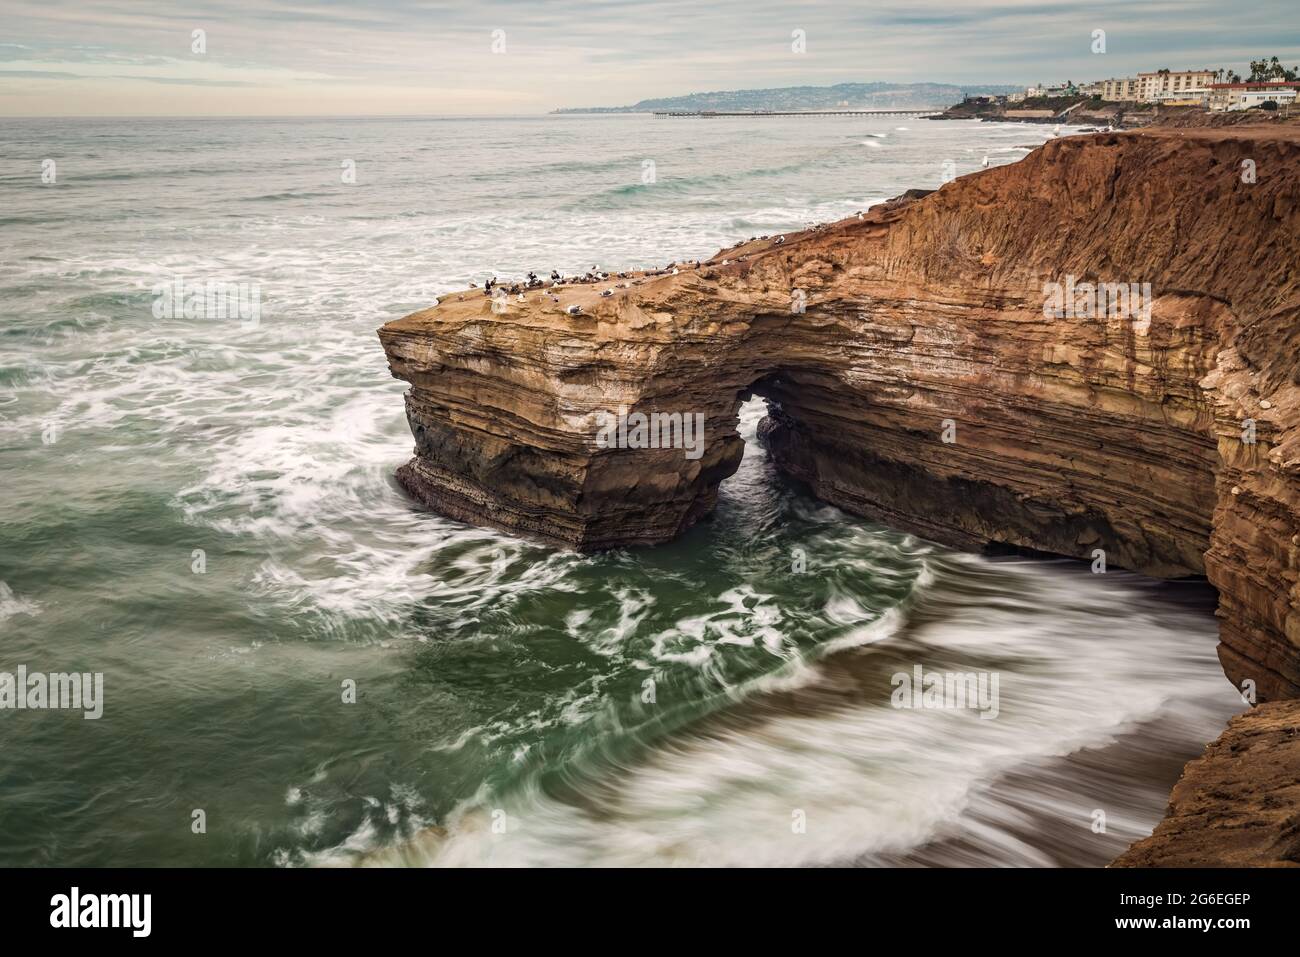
[379,127,1300,699]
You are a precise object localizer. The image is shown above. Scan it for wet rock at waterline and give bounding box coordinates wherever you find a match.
[1113,699,1300,867]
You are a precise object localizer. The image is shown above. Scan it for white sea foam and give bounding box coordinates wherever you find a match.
[363,561,1238,868]
[0,582,39,621]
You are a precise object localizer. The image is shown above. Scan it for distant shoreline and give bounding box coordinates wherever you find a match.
[552,80,1022,115]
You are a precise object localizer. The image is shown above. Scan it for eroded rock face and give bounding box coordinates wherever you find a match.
[1112,700,1300,867]
[379,126,1300,700]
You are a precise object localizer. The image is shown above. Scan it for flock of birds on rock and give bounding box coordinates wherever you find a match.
[442,214,870,315]
[449,259,721,314]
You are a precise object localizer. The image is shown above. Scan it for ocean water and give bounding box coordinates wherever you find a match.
[0,114,1242,867]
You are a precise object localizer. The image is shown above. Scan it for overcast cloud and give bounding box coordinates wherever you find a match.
[0,0,1296,115]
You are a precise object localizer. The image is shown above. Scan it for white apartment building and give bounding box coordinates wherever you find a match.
[1208,80,1300,111]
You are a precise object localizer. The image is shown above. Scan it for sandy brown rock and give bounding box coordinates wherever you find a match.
[1112,700,1300,867]
[378,126,1300,700]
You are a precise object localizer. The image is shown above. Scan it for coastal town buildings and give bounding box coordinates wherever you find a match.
[1020,64,1296,112]
[1079,70,1216,104]
[1207,79,1300,111]
[1026,82,1076,98]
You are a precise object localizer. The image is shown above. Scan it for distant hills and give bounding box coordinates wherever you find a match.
[553,82,1024,113]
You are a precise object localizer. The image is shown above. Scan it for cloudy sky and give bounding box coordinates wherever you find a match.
[1,0,1297,116]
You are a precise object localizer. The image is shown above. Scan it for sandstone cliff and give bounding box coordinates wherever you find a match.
[378,126,1300,703]
[1113,699,1300,867]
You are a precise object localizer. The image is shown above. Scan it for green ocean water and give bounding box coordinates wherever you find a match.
[0,115,1241,866]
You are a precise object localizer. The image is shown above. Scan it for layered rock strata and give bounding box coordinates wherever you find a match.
[379,126,1300,701]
